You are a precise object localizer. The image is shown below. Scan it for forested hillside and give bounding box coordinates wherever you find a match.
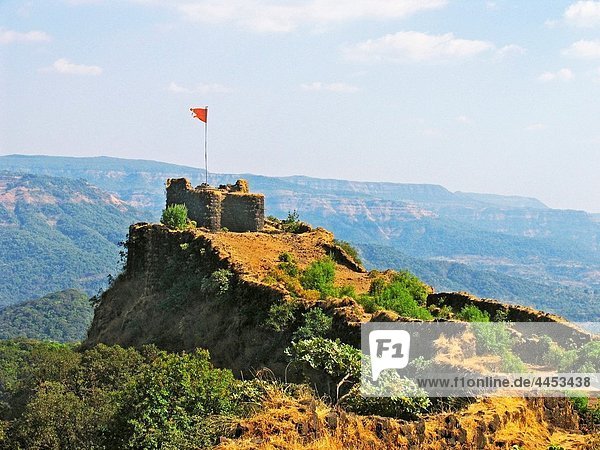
[0,172,148,306]
[0,290,92,342]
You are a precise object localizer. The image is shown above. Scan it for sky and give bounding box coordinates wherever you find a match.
[1,0,599,212]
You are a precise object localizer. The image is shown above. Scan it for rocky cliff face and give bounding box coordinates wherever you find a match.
[85,223,366,375]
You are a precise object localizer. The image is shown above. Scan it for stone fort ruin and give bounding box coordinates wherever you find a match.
[166,178,265,232]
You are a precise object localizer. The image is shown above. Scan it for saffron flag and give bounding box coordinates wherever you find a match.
[190,107,207,123]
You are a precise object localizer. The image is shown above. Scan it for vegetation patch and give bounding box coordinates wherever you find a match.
[161,204,189,230]
[356,272,432,320]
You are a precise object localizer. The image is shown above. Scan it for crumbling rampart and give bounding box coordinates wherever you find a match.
[165,178,264,232]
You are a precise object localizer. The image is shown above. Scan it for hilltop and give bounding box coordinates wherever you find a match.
[82,189,598,448]
[85,223,371,374]
[2,154,599,321]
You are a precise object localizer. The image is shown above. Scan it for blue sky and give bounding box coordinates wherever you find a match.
[1,0,599,212]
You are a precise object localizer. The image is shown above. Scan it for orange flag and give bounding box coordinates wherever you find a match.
[190,107,207,123]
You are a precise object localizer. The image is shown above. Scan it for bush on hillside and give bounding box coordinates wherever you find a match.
[300,257,336,296]
[161,204,188,230]
[457,304,490,322]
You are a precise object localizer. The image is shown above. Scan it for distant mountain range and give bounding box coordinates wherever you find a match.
[1,154,598,320]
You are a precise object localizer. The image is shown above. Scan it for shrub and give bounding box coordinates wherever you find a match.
[286,337,361,380]
[278,261,299,278]
[300,257,336,296]
[264,301,299,332]
[333,284,356,299]
[265,268,303,297]
[390,271,429,305]
[343,382,431,420]
[457,304,490,322]
[278,252,294,263]
[293,308,332,341]
[368,277,386,296]
[277,253,299,277]
[114,349,239,449]
[361,272,432,320]
[161,204,188,230]
[500,350,526,372]
[356,294,380,313]
[541,338,577,371]
[573,341,600,372]
[281,210,303,233]
[570,395,589,413]
[333,239,363,265]
[376,280,432,320]
[206,269,233,296]
[471,322,512,354]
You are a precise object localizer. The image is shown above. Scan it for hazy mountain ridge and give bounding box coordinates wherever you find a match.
[357,243,599,321]
[1,154,598,319]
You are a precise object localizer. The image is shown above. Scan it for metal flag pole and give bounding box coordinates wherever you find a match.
[204,106,208,185]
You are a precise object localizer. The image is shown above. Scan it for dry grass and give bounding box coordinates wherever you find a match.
[198,228,372,295]
[217,386,598,450]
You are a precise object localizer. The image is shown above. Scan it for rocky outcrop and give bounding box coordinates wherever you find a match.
[84,223,365,376]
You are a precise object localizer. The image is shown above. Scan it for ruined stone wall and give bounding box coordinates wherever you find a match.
[221,193,264,232]
[166,177,264,232]
[166,178,222,230]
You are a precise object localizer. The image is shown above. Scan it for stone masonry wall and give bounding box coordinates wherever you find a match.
[221,193,264,232]
[165,177,264,232]
[165,178,222,230]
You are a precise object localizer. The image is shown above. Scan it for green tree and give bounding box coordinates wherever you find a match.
[161,204,188,230]
[114,348,238,449]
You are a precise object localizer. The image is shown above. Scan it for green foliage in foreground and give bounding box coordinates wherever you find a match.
[161,203,189,230]
[0,341,241,449]
[0,290,92,342]
[357,271,432,320]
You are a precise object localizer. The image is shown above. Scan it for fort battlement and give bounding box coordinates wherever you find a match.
[165,178,265,232]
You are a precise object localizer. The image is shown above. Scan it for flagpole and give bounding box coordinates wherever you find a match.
[204,106,208,185]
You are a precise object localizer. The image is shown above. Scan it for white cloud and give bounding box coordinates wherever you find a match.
[526,123,547,131]
[132,0,447,32]
[496,44,526,58]
[0,28,51,44]
[564,1,600,27]
[538,68,574,82]
[300,82,358,93]
[562,39,600,58]
[168,82,233,94]
[41,58,102,75]
[343,31,495,63]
